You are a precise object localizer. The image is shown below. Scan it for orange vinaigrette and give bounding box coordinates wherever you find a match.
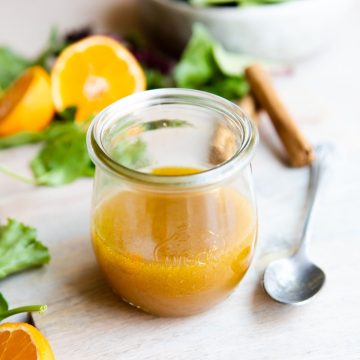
[92,167,257,316]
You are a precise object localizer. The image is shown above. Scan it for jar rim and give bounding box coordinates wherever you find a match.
[87,88,258,189]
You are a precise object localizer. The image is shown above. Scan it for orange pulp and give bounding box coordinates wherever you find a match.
[0,322,55,360]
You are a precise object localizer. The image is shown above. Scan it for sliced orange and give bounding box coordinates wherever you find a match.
[0,66,54,136]
[51,35,146,123]
[0,322,55,360]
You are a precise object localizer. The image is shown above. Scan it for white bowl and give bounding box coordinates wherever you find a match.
[142,0,350,63]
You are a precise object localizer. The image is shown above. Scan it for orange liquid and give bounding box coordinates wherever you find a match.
[92,167,257,316]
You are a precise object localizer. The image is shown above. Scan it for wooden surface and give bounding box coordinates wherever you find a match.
[1,2,360,359]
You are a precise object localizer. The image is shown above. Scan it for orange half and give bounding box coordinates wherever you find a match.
[0,322,55,360]
[0,66,54,136]
[51,35,146,123]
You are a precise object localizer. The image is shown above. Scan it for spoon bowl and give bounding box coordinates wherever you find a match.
[263,256,326,304]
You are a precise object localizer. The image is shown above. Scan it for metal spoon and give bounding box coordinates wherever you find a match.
[263,144,333,304]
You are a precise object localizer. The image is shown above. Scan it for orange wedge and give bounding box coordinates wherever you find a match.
[51,35,146,123]
[0,322,55,360]
[0,66,54,136]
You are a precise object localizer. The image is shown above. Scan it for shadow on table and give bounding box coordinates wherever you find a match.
[250,275,299,324]
[65,261,156,322]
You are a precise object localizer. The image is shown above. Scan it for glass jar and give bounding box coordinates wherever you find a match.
[87,89,258,317]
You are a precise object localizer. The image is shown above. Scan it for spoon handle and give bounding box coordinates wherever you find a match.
[297,144,333,255]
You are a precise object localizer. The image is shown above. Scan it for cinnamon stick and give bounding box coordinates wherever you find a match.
[209,94,261,165]
[245,64,314,167]
[237,94,261,125]
[209,122,236,165]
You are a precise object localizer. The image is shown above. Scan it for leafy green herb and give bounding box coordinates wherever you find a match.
[0,219,50,280]
[30,122,94,186]
[0,131,45,149]
[0,47,30,94]
[174,24,253,100]
[0,292,47,321]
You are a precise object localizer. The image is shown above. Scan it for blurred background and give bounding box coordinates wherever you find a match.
[0,0,139,56]
[0,0,355,60]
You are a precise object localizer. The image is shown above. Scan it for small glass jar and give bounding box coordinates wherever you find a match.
[87,89,258,317]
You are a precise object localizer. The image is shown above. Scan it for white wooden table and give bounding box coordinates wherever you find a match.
[1,2,360,359]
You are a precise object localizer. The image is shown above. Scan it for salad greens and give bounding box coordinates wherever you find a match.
[0,24,257,186]
[0,219,50,280]
[174,24,252,99]
[0,292,47,321]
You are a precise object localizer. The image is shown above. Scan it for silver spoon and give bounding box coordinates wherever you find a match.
[263,144,333,304]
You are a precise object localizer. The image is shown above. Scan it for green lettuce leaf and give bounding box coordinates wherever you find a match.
[174,24,215,88]
[174,24,253,100]
[212,44,257,77]
[0,219,50,280]
[30,122,94,186]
